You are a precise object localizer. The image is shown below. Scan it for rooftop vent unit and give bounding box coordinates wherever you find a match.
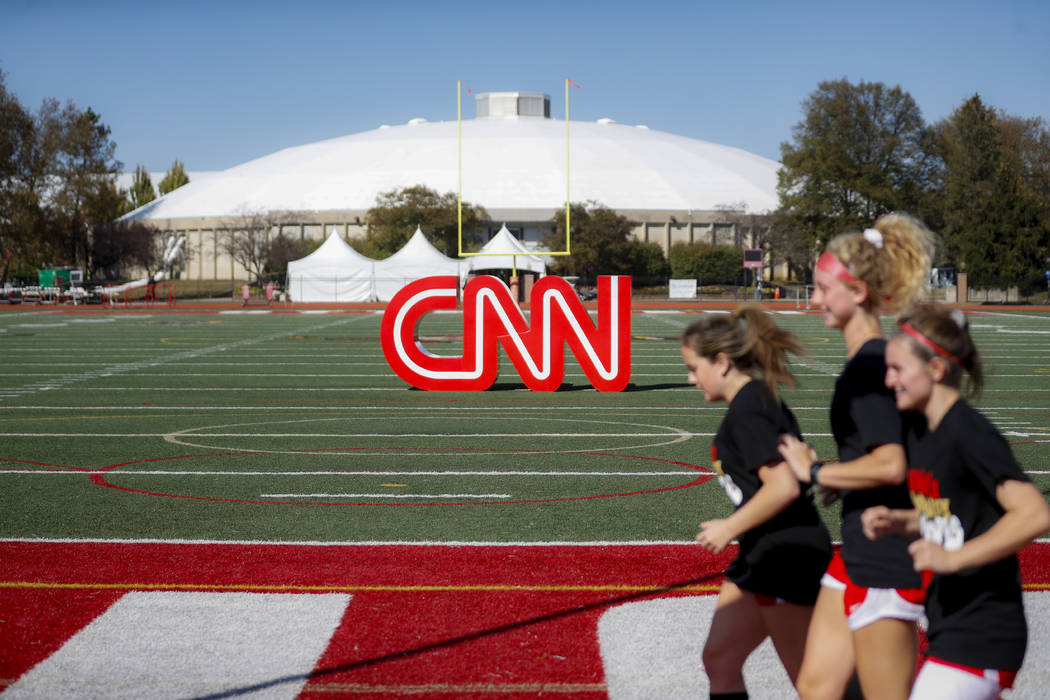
[475,91,550,120]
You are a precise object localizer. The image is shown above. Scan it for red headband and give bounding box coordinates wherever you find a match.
[816,251,859,285]
[900,322,963,367]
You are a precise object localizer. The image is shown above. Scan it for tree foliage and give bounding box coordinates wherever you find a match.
[765,210,815,281]
[89,219,163,281]
[934,95,1050,288]
[775,81,1049,293]
[262,233,320,279]
[365,185,488,258]
[776,78,937,259]
[668,242,743,284]
[541,203,667,281]
[0,71,127,282]
[158,158,189,195]
[222,208,295,285]
[51,104,123,268]
[128,165,156,211]
[0,70,39,282]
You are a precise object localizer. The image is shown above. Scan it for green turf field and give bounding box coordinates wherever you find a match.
[2,305,1049,545]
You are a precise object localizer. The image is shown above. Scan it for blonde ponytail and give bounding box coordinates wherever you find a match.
[826,212,936,312]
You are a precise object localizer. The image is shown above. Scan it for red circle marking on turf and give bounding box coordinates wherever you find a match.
[84,450,713,507]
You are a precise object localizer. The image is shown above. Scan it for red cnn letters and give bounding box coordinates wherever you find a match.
[381,275,632,392]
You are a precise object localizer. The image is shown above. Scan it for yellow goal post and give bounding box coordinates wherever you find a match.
[457,80,574,275]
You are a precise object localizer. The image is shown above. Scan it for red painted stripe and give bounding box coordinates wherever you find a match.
[0,541,730,588]
[0,542,730,690]
[3,542,1049,693]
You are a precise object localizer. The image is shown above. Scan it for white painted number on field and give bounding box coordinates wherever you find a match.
[598,592,1050,700]
[3,591,350,699]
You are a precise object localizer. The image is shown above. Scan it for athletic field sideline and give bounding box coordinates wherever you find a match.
[1,302,1049,698]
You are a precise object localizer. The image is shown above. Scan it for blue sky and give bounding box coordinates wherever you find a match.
[2,0,1048,173]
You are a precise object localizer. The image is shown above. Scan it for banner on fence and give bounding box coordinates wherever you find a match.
[668,279,697,299]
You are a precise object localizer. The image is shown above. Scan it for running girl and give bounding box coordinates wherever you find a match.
[863,307,1050,700]
[778,212,935,700]
[682,304,832,699]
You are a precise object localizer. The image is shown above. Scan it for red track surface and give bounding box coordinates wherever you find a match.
[3,541,1049,696]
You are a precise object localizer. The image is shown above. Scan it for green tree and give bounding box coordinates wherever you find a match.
[776,78,936,259]
[541,202,666,281]
[158,158,189,195]
[0,73,125,279]
[766,210,815,281]
[84,177,131,277]
[936,95,1050,290]
[50,104,123,268]
[128,165,156,211]
[668,242,742,284]
[222,208,295,285]
[961,161,1048,293]
[263,233,320,279]
[0,70,37,283]
[998,113,1050,282]
[89,219,163,281]
[632,241,671,281]
[346,235,385,259]
[0,77,67,281]
[938,95,1001,268]
[365,185,488,258]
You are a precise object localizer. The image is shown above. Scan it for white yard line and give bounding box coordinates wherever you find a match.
[259,493,512,499]
[3,314,377,395]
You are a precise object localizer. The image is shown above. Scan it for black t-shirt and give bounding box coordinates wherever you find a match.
[832,338,922,588]
[905,399,1029,670]
[712,380,832,604]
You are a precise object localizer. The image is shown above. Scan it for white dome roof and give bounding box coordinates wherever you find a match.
[125,118,780,221]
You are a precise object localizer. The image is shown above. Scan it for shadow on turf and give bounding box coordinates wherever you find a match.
[622,382,688,391]
[192,568,728,699]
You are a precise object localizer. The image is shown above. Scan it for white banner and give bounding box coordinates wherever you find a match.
[668,279,697,299]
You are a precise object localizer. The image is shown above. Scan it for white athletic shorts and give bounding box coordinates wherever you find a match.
[821,552,926,631]
[910,657,1017,700]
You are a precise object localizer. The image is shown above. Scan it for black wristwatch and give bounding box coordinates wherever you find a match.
[809,461,824,486]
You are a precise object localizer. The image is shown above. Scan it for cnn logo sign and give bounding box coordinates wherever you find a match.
[380,275,631,392]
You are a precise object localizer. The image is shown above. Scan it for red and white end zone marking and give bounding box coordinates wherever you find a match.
[1,541,1049,698]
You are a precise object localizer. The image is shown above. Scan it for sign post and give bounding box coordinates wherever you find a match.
[743,248,763,299]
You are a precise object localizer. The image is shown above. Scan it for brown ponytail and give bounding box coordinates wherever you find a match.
[682,303,804,399]
[896,306,983,397]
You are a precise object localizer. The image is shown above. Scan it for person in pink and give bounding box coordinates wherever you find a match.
[265,281,275,306]
[241,283,250,307]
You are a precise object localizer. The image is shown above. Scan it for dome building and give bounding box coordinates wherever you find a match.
[124,91,780,282]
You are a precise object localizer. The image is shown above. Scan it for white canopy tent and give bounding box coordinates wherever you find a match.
[286,230,377,302]
[286,226,550,303]
[466,224,546,277]
[372,227,468,302]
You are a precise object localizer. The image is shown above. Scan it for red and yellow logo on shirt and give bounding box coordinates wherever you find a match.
[908,470,964,551]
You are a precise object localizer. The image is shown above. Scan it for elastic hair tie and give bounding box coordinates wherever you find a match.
[900,322,963,367]
[863,228,884,248]
[816,251,859,285]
